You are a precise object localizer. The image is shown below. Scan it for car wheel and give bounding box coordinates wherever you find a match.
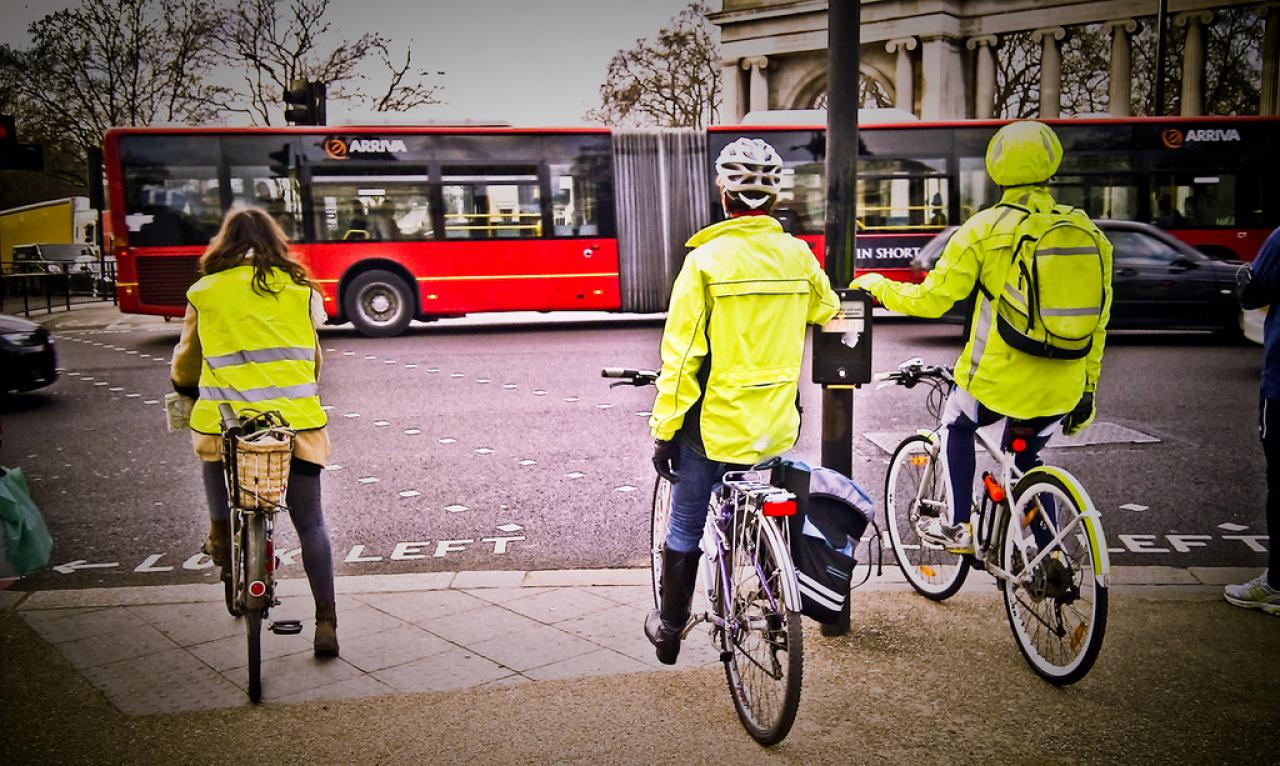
[343,270,415,337]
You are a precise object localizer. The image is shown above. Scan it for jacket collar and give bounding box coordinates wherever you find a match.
[685,215,783,248]
[999,185,1055,212]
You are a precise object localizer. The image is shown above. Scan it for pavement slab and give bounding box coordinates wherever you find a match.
[80,646,245,716]
[422,603,546,646]
[229,652,366,700]
[339,624,454,673]
[467,621,601,672]
[372,647,513,693]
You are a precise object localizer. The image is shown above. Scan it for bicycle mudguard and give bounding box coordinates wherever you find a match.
[1020,466,1110,586]
[757,514,804,613]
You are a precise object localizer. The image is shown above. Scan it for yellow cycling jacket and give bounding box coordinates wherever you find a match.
[186,265,327,435]
[650,215,841,464]
[857,186,1113,419]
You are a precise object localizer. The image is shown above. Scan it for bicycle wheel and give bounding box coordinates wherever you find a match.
[1001,469,1108,685]
[723,513,802,746]
[650,476,672,609]
[246,607,263,703]
[885,434,967,600]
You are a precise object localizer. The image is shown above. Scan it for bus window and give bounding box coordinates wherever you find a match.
[857,158,949,231]
[123,164,221,246]
[310,172,432,242]
[958,156,997,223]
[1149,174,1249,228]
[775,162,823,234]
[550,163,602,236]
[1051,176,1140,221]
[229,170,302,241]
[441,166,542,240]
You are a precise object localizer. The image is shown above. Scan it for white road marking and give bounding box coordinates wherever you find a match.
[596,404,613,409]
[399,490,422,498]
[143,400,159,405]
[358,476,379,485]
[444,504,470,513]
[517,459,536,466]
[1120,503,1149,512]
[325,464,344,471]
[403,429,422,435]
[563,397,580,402]
[1218,522,1249,532]
[438,437,457,444]
[344,412,360,418]
[476,379,491,384]
[373,420,390,427]
[475,448,494,455]
[614,485,638,493]
[496,523,524,533]
[565,471,586,479]
[533,390,547,396]
[503,384,518,389]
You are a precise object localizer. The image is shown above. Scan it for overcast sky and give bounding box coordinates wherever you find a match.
[3,0,705,126]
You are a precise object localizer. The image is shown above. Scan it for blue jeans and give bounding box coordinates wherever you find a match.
[665,440,745,554]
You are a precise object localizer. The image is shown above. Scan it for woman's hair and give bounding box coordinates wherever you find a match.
[199,207,314,295]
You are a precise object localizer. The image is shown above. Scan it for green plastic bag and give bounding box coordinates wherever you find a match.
[0,466,53,578]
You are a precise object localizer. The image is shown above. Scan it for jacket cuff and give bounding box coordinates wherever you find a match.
[171,380,199,399]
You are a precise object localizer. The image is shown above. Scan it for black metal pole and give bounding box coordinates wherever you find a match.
[1153,0,1169,116]
[820,0,859,637]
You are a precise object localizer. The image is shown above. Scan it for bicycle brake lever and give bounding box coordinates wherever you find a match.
[608,381,628,389]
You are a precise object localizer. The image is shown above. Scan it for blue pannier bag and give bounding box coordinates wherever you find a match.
[769,458,875,625]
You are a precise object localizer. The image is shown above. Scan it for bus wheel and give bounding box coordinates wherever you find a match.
[344,270,414,337]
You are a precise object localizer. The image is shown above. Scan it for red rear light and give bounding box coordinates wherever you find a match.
[266,539,275,572]
[248,580,267,598]
[763,500,796,517]
[1011,438,1027,453]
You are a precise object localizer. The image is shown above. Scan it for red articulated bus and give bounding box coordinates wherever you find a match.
[104,115,1278,336]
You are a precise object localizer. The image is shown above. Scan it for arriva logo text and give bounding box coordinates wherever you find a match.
[1162,127,1241,149]
[322,136,408,159]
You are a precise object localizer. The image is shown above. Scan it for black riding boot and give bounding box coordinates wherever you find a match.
[645,547,701,665]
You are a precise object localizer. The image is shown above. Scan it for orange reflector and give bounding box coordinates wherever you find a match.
[918,565,936,577]
[910,454,929,466]
[1021,507,1039,529]
[1070,623,1087,652]
[248,580,267,598]
[983,472,1006,503]
[1011,437,1027,453]
[763,500,796,517]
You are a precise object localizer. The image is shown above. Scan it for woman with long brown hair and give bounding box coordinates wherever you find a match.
[170,207,338,656]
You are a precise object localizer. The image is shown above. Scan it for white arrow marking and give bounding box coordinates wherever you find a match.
[54,560,120,574]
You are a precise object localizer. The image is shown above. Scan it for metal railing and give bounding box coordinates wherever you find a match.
[0,261,118,317]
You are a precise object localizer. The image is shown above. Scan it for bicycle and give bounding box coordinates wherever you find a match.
[877,358,1110,685]
[216,404,302,703]
[604,368,804,745]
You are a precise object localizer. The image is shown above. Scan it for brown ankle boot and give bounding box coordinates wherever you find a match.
[314,601,339,657]
[202,519,231,569]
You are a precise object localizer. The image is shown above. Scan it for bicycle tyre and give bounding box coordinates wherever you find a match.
[884,434,967,600]
[723,514,802,746]
[246,607,263,703]
[650,476,672,610]
[1001,469,1108,686]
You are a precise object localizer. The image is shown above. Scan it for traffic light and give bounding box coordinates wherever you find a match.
[0,114,43,171]
[283,80,326,126]
[267,145,291,177]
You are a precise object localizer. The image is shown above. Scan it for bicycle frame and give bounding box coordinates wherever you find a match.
[918,424,1110,588]
[683,472,802,642]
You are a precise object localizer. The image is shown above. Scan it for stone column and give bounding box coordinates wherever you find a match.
[1175,11,1213,116]
[886,37,918,113]
[1032,27,1066,118]
[1260,5,1280,115]
[720,58,744,123]
[743,56,770,114]
[919,35,968,120]
[966,35,998,119]
[1104,19,1138,117]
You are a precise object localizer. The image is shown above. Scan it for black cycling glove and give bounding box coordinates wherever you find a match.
[652,438,680,483]
[1061,391,1096,436]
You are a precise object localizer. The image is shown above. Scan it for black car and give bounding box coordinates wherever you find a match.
[909,220,1244,333]
[0,314,57,394]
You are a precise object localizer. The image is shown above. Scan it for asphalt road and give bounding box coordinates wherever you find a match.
[0,305,1268,589]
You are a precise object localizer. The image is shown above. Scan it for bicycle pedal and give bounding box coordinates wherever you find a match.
[269,619,303,635]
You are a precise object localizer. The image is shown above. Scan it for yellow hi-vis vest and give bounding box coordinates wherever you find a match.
[187,265,326,435]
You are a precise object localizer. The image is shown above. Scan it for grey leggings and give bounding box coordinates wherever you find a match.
[201,459,335,603]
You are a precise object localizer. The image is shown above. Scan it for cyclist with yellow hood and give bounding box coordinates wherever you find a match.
[853,121,1113,551]
[645,137,841,665]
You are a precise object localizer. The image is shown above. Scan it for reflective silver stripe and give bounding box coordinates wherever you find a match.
[1004,284,1028,309]
[1036,247,1099,256]
[969,296,992,377]
[206,347,316,369]
[199,382,320,402]
[796,571,844,611]
[993,206,1019,229]
[1041,306,1102,317]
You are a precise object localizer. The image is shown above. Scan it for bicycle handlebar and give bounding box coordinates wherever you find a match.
[601,368,658,387]
[217,403,240,433]
[875,358,954,389]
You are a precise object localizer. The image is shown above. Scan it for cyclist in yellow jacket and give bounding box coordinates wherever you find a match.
[646,138,841,664]
[171,208,339,656]
[853,121,1113,551]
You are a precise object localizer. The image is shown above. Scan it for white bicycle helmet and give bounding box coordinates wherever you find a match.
[715,137,784,210]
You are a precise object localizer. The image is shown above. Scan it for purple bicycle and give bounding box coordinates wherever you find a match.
[604,368,804,745]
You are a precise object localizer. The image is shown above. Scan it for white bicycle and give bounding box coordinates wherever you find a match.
[880,358,1110,685]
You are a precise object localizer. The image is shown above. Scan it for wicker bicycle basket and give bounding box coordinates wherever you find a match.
[234,427,295,510]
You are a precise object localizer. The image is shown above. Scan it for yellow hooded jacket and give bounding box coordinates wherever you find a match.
[649,215,841,464]
[856,186,1113,419]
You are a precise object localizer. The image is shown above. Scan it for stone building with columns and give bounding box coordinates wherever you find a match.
[711,0,1278,121]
